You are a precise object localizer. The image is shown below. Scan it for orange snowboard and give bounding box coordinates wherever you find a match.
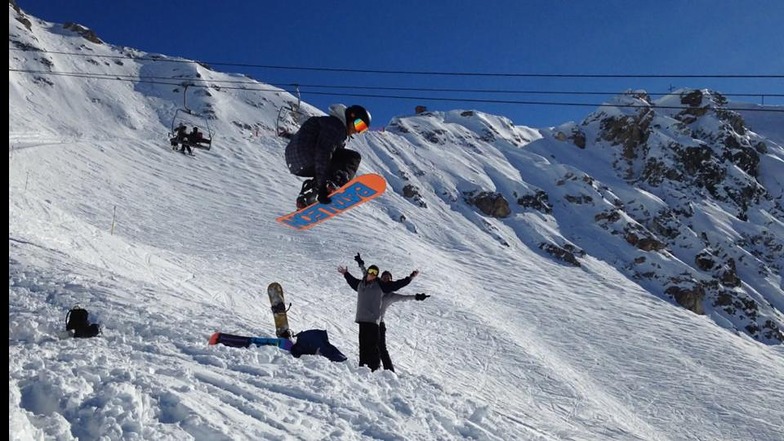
[276,174,387,230]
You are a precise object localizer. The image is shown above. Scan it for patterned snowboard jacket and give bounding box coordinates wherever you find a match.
[285,104,348,188]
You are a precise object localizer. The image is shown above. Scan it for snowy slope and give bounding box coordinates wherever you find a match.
[9,5,784,441]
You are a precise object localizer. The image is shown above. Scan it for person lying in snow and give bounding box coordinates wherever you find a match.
[208,329,347,362]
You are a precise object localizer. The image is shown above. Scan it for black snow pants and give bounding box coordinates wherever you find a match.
[292,149,361,184]
[327,148,361,182]
[358,322,381,371]
[379,322,394,372]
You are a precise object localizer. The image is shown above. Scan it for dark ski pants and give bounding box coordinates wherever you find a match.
[358,322,381,371]
[379,322,394,372]
[290,148,361,183]
[327,148,361,182]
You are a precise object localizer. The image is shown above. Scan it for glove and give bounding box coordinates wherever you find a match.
[317,185,331,204]
[354,253,364,266]
[415,293,430,301]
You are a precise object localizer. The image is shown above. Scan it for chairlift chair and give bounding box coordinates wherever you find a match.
[169,109,213,151]
[168,83,214,150]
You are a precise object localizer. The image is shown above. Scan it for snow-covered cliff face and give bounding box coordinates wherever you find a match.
[386,89,783,344]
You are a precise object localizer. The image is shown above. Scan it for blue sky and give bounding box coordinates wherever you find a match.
[17,0,784,128]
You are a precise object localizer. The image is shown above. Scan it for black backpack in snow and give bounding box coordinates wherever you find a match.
[65,306,101,338]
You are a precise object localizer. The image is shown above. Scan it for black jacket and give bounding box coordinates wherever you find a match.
[285,115,347,187]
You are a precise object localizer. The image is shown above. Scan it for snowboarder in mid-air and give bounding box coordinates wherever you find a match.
[285,104,372,208]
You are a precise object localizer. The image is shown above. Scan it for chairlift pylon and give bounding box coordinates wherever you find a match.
[276,84,306,139]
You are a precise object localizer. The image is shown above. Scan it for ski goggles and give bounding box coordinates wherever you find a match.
[367,268,379,276]
[353,118,369,133]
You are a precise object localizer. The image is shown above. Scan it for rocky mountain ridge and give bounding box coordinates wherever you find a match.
[386,90,783,343]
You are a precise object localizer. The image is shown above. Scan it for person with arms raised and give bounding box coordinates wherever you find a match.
[338,260,418,372]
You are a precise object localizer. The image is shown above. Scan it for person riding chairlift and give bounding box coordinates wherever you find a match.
[189,127,204,144]
[174,124,188,141]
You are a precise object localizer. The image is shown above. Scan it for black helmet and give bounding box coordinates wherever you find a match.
[345,105,371,130]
